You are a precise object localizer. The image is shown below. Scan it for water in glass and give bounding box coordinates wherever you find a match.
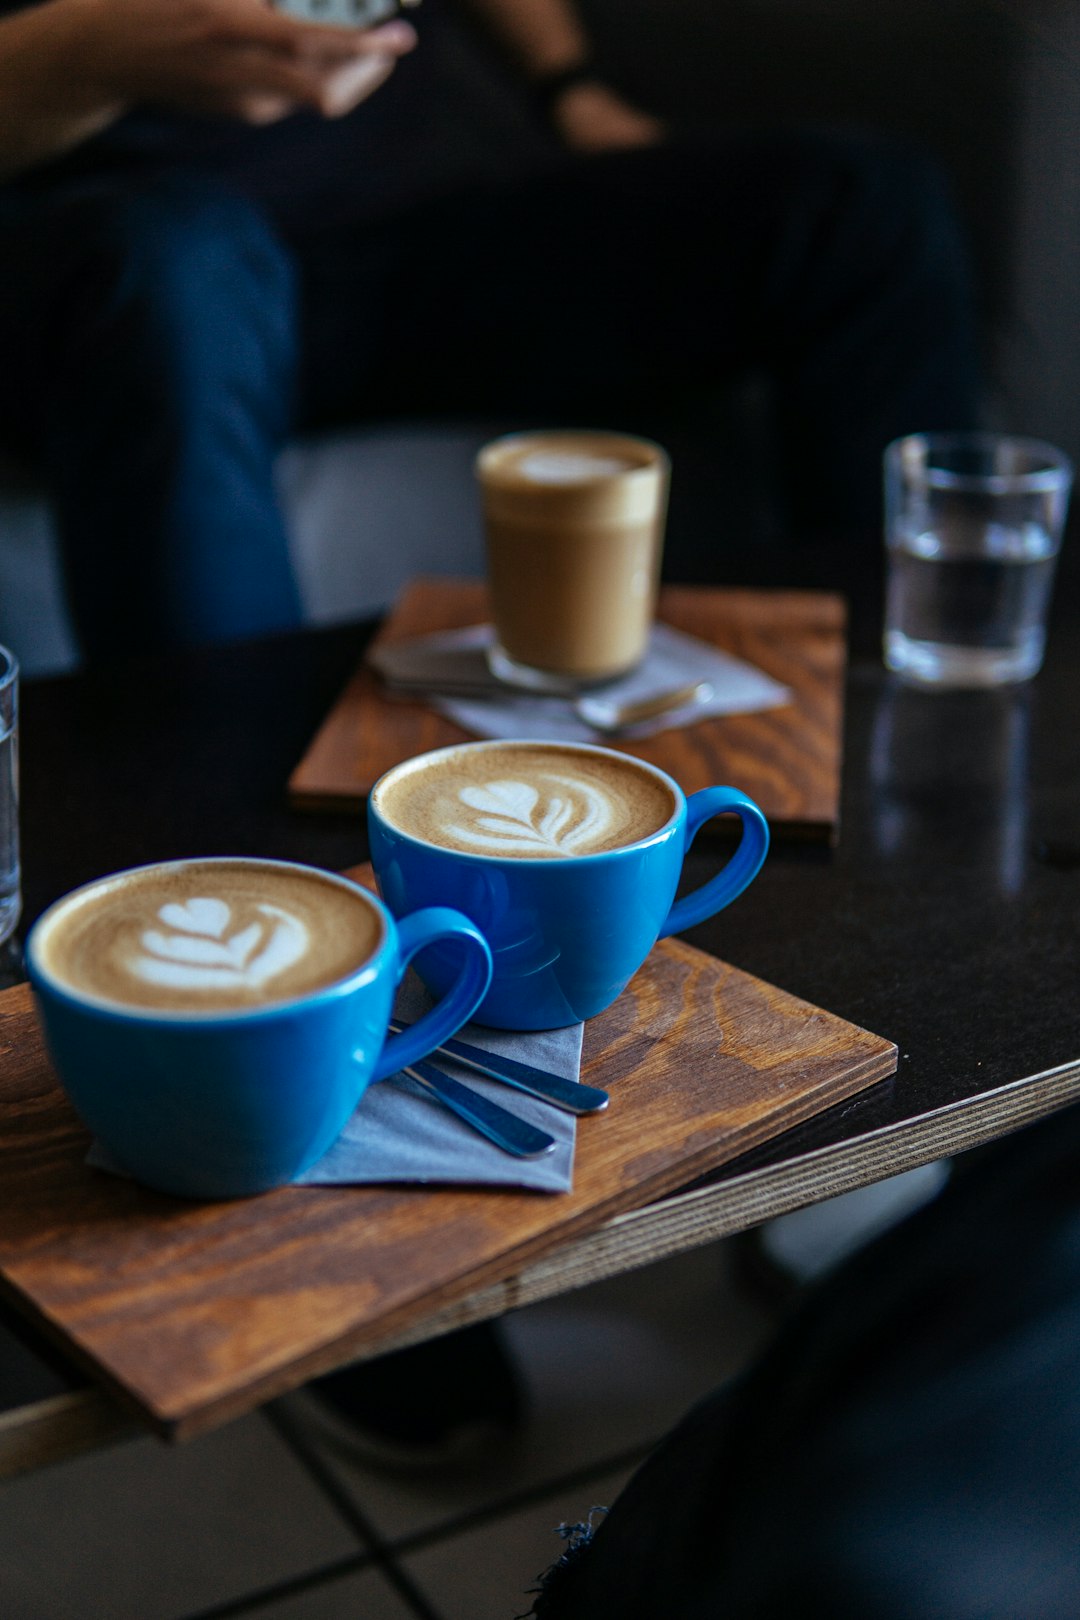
[884,518,1058,686]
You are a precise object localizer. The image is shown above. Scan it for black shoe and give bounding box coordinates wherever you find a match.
[303,1319,525,1471]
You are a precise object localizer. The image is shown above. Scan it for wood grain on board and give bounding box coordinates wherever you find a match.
[0,868,893,1441]
[288,579,846,841]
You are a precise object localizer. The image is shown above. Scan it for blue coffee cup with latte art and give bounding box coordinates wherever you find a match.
[27,857,492,1198]
[368,740,769,1030]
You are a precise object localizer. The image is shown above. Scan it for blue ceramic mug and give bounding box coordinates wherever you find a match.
[368,740,769,1030]
[26,857,493,1199]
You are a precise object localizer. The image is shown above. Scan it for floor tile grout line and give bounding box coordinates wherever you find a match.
[172,1397,661,1620]
[144,1423,659,1620]
[262,1400,389,1549]
[263,1401,448,1620]
[292,1423,658,1564]
[385,1437,657,1560]
[173,1551,376,1620]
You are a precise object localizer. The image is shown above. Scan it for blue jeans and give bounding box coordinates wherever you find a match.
[0,178,301,660]
[0,133,979,660]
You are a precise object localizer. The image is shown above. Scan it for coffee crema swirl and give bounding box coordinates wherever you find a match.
[35,859,383,1012]
[376,744,676,859]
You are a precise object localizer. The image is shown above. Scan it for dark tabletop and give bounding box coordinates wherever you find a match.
[4,538,1079,1409]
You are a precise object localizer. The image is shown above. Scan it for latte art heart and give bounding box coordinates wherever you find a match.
[34,859,384,1013]
[130,898,309,991]
[451,774,613,855]
[157,897,231,938]
[376,743,677,860]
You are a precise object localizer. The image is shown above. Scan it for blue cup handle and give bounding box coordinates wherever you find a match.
[658,787,770,939]
[371,907,493,1081]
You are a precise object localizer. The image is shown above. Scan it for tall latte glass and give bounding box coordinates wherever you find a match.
[369,741,769,1030]
[476,430,669,693]
[27,857,492,1198]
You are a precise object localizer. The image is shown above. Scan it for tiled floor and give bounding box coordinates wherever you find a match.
[0,1239,778,1620]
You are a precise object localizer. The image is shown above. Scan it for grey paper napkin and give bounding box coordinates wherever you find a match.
[88,975,582,1194]
[369,622,790,742]
[296,977,580,1192]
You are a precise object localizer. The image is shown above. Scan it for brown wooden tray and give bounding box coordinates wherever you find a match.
[289,579,847,842]
[0,868,893,1441]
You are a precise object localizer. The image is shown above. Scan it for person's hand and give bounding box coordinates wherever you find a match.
[69,0,417,124]
[549,79,664,153]
[308,38,409,119]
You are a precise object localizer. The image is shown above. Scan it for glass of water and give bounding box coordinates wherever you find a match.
[0,646,18,945]
[883,433,1073,687]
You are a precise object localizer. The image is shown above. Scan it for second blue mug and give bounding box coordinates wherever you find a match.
[368,740,769,1030]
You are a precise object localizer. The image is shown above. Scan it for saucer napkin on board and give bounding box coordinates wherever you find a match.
[296,978,580,1193]
[87,976,582,1195]
[369,622,790,743]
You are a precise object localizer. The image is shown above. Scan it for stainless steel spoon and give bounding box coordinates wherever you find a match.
[378,673,714,733]
[403,1060,557,1158]
[389,1022,608,1115]
[574,679,715,735]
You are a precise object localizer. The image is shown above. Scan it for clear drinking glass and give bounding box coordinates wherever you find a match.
[0,646,18,944]
[883,433,1073,687]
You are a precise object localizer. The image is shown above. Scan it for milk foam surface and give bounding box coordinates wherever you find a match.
[37,860,382,1012]
[377,745,675,858]
[516,450,635,484]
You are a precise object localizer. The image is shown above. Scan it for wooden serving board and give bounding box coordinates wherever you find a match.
[0,869,894,1441]
[289,579,846,841]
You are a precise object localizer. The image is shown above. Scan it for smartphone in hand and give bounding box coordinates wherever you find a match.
[274,0,416,27]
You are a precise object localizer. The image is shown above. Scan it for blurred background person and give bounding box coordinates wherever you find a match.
[0,0,980,663]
